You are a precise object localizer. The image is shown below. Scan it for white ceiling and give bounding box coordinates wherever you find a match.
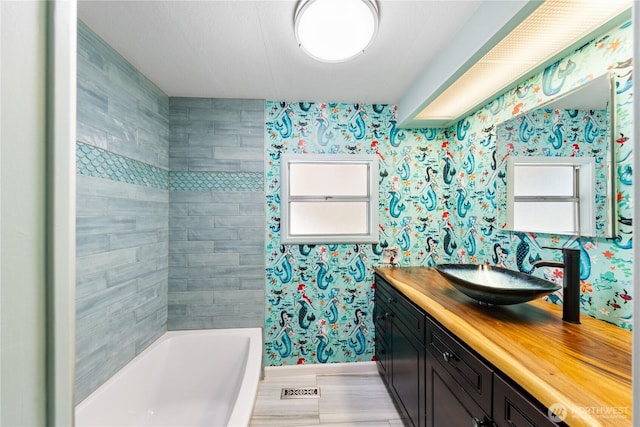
[77,0,484,105]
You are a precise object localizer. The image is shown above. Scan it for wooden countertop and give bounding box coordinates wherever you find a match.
[375,266,632,427]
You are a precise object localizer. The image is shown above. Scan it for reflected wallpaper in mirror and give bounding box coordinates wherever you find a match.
[495,77,615,238]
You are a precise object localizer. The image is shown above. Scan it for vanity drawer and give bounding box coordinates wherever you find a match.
[426,318,493,412]
[376,276,425,343]
[493,375,559,427]
[375,277,393,306]
[374,283,393,335]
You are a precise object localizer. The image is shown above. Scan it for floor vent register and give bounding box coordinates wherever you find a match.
[280,387,321,399]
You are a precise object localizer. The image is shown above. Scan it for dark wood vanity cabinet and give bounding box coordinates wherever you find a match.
[426,318,493,427]
[493,375,559,427]
[426,357,491,427]
[375,274,560,427]
[374,285,392,383]
[375,276,426,427]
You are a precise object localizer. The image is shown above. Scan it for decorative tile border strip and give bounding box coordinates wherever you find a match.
[169,171,263,192]
[77,142,263,191]
[76,142,169,189]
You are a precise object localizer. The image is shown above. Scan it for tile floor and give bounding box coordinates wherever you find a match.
[249,368,407,426]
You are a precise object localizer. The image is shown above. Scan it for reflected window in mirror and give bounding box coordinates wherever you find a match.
[496,73,616,237]
[507,157,596,236]
[280,154,379,244]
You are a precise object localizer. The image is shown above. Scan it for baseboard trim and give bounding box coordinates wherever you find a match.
[264,361,378,378]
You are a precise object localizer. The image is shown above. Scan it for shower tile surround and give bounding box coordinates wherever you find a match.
[76,16,633,403]
[76,21,169,402]
[167,97,265,330]
[76,22,265,402]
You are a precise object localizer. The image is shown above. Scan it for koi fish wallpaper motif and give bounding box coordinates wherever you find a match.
[264,19,633,366]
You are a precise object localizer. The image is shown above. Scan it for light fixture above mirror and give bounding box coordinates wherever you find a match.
[294,0,379,63]
[398,0,631,128]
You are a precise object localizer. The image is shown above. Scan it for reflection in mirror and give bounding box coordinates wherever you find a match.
[506,156,596,235]
[496,73,616,237]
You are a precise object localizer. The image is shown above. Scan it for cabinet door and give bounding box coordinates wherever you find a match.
[426,355,492,427]
[374,286,392,344]
[391,317,426,427]
[374,331,390,379]
[493,375,560,427]
[426,318,493,413]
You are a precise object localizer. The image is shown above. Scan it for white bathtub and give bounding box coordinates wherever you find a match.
[75,328,262,427]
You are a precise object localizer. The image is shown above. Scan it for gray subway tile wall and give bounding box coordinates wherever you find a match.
[77,23,169,169]
[76,20,267,404]
[167,97,265,330]
[76,176,169,403]
[76,20,170,403]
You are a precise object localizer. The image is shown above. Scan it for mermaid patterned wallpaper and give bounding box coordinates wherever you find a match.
[263,19,633,366]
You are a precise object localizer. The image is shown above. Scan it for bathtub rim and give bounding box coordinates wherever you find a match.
[206,327,263,427]
[75,327,263,427]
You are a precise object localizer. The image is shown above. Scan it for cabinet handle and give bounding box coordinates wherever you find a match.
[471,416,494,427]
[387,297,395,304]
[385,312,394,318]
[442,351,457,363]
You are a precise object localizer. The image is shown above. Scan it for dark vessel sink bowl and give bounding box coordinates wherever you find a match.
[434,264,561,305]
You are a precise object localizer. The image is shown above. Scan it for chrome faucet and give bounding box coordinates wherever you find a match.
[532,247,581,324]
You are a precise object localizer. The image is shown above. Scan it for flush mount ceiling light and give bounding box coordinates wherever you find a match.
[294,0,378,63]
[415,0,631,125]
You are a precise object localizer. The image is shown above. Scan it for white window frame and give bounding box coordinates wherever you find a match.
[506,156,596,236]
[280,154,379,244]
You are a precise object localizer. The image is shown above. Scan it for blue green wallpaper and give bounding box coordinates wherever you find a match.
[451,19,633,329]
[264,20,633,366]
[264,103,397,365]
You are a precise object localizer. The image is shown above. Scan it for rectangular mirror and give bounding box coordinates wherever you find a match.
[496,72,616,237]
